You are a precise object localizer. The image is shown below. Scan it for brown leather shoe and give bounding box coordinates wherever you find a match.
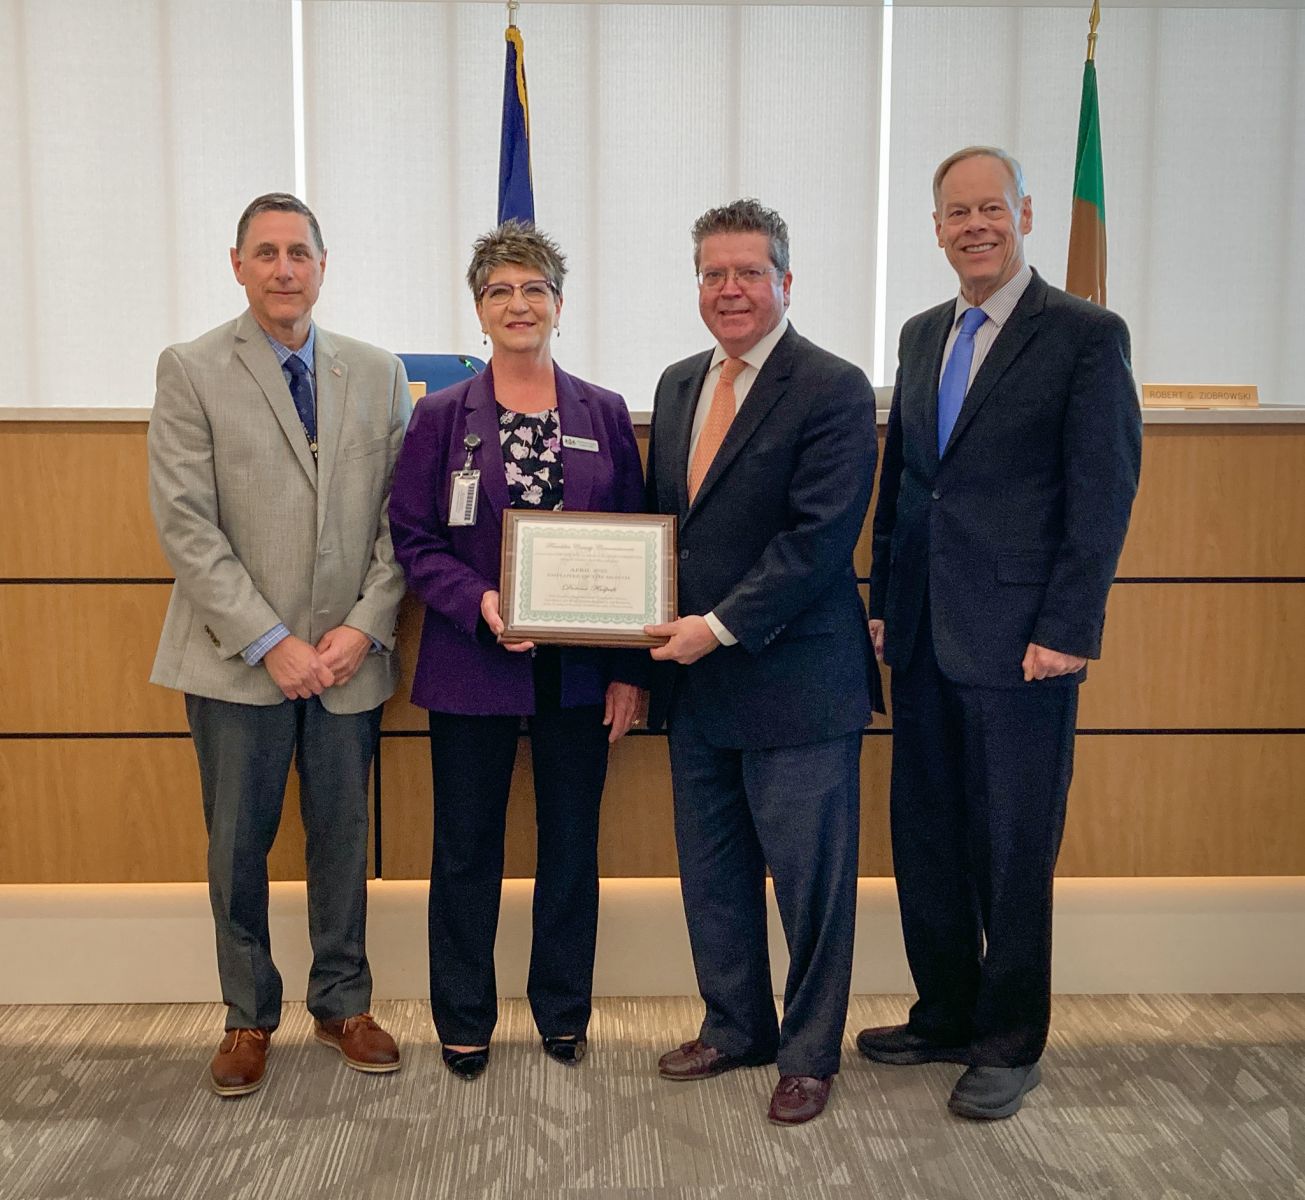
[658,1038,771,1080]
[767,1074,832,1125]
[209,1028,271,1097]
[314,1013,401,1074]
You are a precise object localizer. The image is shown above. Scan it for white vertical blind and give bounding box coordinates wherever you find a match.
[2,1,1301,408]
[0,0,35,409]
[885,4,1080,352]
[303,2,882,410]
[0,0,294,408]
[736,6,882,374]
[1117,6,1304,404]
[886,4,1305,404]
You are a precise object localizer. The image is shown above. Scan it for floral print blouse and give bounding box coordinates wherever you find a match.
[499,404,564,510]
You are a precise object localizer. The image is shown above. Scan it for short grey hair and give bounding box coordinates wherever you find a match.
[932,146,1027,208]
[235,193,324,255]
[691,198,790,274]
[466,220,567,298]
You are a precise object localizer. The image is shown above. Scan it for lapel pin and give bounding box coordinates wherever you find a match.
[331,365,342,377]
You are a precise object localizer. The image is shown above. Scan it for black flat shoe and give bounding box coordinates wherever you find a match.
[541,1035,586,1065]
[948,1063,1042,1120]
[441,1045,489,1080]
[855,1024,971,1066]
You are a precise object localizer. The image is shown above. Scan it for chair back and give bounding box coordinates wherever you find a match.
[397,353,486,401]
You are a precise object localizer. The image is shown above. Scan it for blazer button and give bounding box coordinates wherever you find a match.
[680,549,689,560]
[931,488,942,501]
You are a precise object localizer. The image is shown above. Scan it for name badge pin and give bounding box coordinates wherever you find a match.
[450,433,483,526]
[462,432,482,471]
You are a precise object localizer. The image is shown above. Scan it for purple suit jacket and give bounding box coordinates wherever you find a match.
[389,363,647,715]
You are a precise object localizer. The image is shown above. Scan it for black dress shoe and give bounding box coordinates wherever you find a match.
[441,1045,489,1081]
[541,1035,587,1065]
[855,1024,971,1066]
[948,1063,1042,1120]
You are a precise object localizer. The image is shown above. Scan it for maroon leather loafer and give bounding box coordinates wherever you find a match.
[767,1074,833,1125]
[658,1038,770,1080]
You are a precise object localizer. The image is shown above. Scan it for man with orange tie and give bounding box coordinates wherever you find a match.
[644,198,879,1126]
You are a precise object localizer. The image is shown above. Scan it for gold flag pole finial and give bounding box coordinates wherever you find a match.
[1086,0,1101,62]
[507,0,520,28]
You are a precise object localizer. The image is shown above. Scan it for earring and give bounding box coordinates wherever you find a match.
[554,325,561,338]
[481,330,488,346]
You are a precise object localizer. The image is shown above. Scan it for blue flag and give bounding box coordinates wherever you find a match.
[498,26,534,224]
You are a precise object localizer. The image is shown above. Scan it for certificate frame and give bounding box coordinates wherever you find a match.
[499,510,678,648]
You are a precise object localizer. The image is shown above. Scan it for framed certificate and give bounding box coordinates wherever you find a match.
[499,510,678,647]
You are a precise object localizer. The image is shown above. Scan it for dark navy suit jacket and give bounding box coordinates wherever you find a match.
[389,363,646,714]
[646,324,880,748]
[869,270,1142,687]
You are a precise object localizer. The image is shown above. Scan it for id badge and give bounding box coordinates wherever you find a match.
[449,470,480,526]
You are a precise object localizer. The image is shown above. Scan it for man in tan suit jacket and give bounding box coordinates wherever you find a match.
[148,193,411,1096]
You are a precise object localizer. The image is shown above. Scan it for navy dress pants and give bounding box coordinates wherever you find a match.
[668,692,861,1079]
[889,609,1078,1066]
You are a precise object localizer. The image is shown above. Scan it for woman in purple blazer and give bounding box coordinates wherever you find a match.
[388,222,646,1080]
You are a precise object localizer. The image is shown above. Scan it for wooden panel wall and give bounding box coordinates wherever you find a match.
[1117,426,1305,577]
[0,584,184,733]
[0,739,347,884]
[1,418,1302,883]
[0,424,171,578]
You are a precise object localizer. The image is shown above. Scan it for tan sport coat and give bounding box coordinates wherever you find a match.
[148,309,411,713]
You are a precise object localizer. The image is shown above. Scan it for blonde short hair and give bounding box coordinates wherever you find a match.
[932,146,1027,208]
[466,220,567,298]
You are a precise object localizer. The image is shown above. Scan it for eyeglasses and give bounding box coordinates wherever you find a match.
[479,279,556,305]
[696,266,780,291]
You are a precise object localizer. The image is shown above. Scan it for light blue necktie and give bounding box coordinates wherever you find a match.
[937,306,988,456]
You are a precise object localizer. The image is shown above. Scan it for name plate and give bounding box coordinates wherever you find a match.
[1142,383,1259,409]
[499,510,678,648]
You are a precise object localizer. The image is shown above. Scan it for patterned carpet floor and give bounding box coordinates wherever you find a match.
[1,994,1302,1199]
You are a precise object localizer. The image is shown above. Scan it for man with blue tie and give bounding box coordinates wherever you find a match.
[857,148,1141,1118]
[148,194,411,1096]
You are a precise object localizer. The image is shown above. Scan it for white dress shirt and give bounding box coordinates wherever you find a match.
[688,316,790,647]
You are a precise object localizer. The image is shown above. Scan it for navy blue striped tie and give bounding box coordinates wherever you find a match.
[937,306,988,456]
[285,353,316,444]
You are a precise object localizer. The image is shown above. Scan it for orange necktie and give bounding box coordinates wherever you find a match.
[688,357,746,501]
